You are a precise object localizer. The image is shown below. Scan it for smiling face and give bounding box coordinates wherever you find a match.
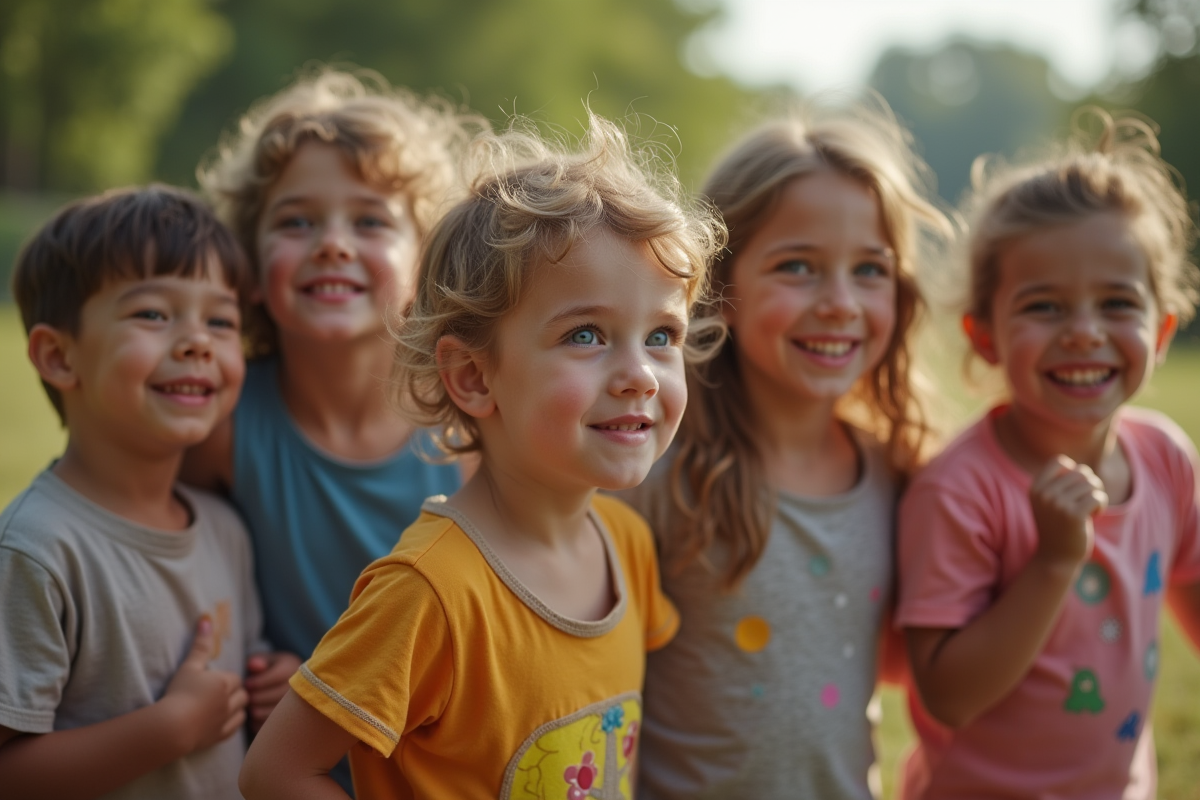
[477,227,690,494]
[62,263,244,456]
[970,211,1173,436]
[255,141,420,346]
[723,170,898,412]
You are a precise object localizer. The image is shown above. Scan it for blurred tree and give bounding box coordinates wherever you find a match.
[868,38,1066,204]
[0,0,231,191]
[155,0,752,189]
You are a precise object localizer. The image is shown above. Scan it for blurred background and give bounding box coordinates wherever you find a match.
[2,0,1199,796]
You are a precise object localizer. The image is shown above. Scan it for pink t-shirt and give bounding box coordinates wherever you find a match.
[896,406,1200,800]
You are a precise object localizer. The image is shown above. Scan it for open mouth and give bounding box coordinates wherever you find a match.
[1047,367,1116,387]
[303,280,364,297]
[593,422,651,432]
[153,381,214,398]
[793,338,858,357]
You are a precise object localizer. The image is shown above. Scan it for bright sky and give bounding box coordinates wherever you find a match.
[695,0,1159,95]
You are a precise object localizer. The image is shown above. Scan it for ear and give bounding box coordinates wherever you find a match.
[962,314,999,365]
[436,336,495,419]
[1155,312,1177,364]
[27,324,80,391]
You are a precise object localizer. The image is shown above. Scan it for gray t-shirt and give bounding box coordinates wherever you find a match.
[625,433,898,800]
[0,469,266,800]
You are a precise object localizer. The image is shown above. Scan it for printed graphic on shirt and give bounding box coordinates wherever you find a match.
[1075,562,1110,605]
[1117,711,1141,742]
[1099,617,1121,643]
[1144,551,1163,596]
[808,555,831,577]
[1144,640,1159,680]
[734,616,771,653]
[1064,668,1105,714]
[502,693,641,800]
[204,599,233,658]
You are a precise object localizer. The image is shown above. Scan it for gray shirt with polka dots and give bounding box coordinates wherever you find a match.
[626,433,897,800]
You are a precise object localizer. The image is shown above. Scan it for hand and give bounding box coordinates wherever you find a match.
[162,616,249,753]
[1030,455,1107,568]
[245,652,303,732]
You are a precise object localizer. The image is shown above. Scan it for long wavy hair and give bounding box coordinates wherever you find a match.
[666,102,953,589]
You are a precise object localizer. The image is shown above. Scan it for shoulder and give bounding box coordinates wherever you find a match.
[0,473,81,559]
[1119,406,1198,481]
[908,414,1003,495]
[359,508,484,590]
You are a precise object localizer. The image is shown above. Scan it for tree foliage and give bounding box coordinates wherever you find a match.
[0,0,231,191]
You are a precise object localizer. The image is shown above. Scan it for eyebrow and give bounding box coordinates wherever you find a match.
[763,242,895,259]
[265,193,395,215]
[1012,281,1145,301]
[117,282,238,305]
[546,304,610,327]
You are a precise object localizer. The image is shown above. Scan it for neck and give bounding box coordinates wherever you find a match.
[276,333,413,458]
[994,405,1119,474]
[53,435,187,530]
[448,458,594,550]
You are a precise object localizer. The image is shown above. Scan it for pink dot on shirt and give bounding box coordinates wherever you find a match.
[869,586,881,603]
[821,683,840,708]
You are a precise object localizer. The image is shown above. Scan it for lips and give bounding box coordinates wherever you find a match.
[1046,367,1117,387]
[151,378,216,405]
[301,278,365,297]
[589,414,654,441]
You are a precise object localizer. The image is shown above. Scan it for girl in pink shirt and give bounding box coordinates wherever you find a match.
[896,110,1200,799]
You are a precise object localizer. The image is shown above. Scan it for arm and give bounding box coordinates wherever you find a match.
[906,456,1105,728]
[876,608,908,687]
[179,417,234,493]
[240,690,357,800]
[245,652,304,731]
[1168,580,1200,655]
[0,617,247,800]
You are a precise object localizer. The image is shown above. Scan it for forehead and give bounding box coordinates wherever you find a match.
[751,169,888,249]
[996,212,1150,290]
[265,141,405,208]
[518,228,689,317]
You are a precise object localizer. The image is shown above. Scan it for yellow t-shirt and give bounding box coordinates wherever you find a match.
[290,494,679,800]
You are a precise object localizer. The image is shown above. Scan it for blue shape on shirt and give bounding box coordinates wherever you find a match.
[1117,711,1141,742]
[1144,551,1163,596]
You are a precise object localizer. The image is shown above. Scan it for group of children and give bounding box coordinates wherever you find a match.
[1,66,1198,800]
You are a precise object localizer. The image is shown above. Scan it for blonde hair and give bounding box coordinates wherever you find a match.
[392,112,726,455]
[965,108,1198,326]
[668,102,953,589]
[198,67,483,356]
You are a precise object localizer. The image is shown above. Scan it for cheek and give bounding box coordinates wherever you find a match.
[656,361,688,426]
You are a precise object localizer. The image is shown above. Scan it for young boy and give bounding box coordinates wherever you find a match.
[0,185,299,799]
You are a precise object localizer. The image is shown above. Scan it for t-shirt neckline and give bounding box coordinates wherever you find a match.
[421,498,628,638]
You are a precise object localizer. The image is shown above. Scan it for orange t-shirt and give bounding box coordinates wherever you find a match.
[290,494,679,800]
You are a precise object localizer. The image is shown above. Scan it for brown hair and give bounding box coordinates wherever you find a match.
[198,67,484,357]
[11,184,250,423]
[392,113,725,455]
[965,108,1198,325]
[667,103,953,589]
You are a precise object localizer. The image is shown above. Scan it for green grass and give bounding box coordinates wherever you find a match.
[1,307,1198,797]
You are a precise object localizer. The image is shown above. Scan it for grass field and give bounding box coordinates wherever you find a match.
[1,303,1198,797]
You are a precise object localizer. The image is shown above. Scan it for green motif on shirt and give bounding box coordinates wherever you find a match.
[1064,668,1105,714]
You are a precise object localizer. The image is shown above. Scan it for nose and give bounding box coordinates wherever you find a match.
[815,272,860,322]
[609,346,660,398]
[1061,307,1105,350]
[313,220,354,264]
[174,324,214,362]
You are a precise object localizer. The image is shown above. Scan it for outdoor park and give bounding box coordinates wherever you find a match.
[2,0,1200,797]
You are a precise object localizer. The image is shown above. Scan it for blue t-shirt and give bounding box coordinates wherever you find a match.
[231,358,461,660]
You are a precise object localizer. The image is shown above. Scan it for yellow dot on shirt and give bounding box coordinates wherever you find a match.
[735,616,771,653]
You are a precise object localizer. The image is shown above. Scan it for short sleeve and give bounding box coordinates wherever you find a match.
[1164,424,1200,585]
[290,561,453,757]
[896,480,1003,630]
[0,549,71,733]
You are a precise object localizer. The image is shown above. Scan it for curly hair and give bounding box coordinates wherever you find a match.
[391,112,726,456]
[198,67,484,357]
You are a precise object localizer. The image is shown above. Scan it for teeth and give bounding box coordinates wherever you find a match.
[599,424,645,431]
[159,383,209,395]
[1051,368,1114,386]
[307,281,358,295]
[798,339,853,356]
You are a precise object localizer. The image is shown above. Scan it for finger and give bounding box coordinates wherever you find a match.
[1032,456,1076,492]
[229,686,249,712]
[250,702,276,725]
[244,658,298,690]
[219,708,247,740]
[246,653,269,675]
[181,615,215,669]
[248,682,291,708]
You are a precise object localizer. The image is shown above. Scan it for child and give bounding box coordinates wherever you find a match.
[624,106,952,799]
[0,186,298,799]
[187,69,476,681]
[237,112,722,799]
[896,111,1200,798]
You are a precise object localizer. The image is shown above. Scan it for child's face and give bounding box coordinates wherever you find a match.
[971,211,1173,435]
[255,142,420,346]
[481,227,690,493]
[62,262,244,455]
[724,170,897,407]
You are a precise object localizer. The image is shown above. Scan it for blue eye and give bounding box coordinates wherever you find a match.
[570,328,597,345]
[855,261,888,278]
[133,309,167,321]
[279,216,311,230]
[778,259,813,275]
[645,330,670,347]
